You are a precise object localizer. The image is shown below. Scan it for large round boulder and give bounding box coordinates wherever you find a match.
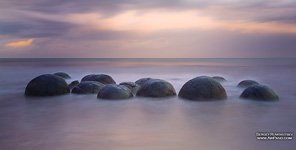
[135,78,152,86]
[119,82,139,94]
[25,74,70,96]
[81,74,116,84]
[178,76,227,100]
[72,81,104,94]
[68,80,79,90]
[136,79,176,97]
[237,80,259,88]
[97,84,133,100]
[212,76,226,82]
[240,85,279,101]
[53,72,71,79]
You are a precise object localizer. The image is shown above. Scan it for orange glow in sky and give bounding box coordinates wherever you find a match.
[67,10,296,34]
[5,39,34,48]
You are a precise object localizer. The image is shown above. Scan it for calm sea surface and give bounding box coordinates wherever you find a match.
[0,58,295,150]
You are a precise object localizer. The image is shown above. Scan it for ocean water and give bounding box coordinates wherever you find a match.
[0,58,295,150]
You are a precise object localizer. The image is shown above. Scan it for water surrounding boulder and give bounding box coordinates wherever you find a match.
[97,84,133,100]
[71,81,104,94]
[136,79,176,97]
[212,76,226,82]
[178,76,227,100]
[53,72,71,79]
[237,80,259,88]
[135,78,153,86]
[119,82,139,94]
[68,80,79,90]
[240,85,279,101]
[25,74,70,96]
[81,74,116,84]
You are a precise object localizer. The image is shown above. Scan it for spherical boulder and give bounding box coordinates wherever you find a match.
[136,79,176,97]
[97,84,133,100]
[212,76,226,82]
[178,76,227,100]
[237,80,259,88]
[53,72,71,79]
[25,74,70,96]
[71,81,104,94]
[135,78,152,86]
[119,82,138,89]
[240,85,279,101]
[68,80,79,90]
[119,82,139,94]
[81,74,116,84]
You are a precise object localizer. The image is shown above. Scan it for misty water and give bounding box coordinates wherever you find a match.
[0,58,295,150]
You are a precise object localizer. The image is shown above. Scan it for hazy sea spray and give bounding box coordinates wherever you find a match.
[0,58,295,150]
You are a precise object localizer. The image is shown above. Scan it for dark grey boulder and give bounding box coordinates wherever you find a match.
[119,82,139,94]
[135,78,153,86]
[71,87,84,94]
[53,72,71,79]
[240,85,279,101]
[136,79,176,97]
[25,74,70,96]
[68,80,79,90]
[178,76,227,100]
[237,80,259,88]
[71,81,104,94]
[81,74,116,84]
[119,82,138,89]
[212,76,226,82]
[97,84,133,100]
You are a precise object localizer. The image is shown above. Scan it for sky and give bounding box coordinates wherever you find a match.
[0,0,296,58]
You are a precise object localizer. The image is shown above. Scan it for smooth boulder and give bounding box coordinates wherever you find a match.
[68,80,79,90]
[72,81,104,94]
[119,82,139,94]
[97,84,133,100]
[136,79,176,97]
[178,76,227,100]
[53,72,71,79]
[212,76,226,82]
[240,85,279,101]
[237,80,259,88]
[135,78,152,86]
[25,74,70,96]
[81,74,116,84]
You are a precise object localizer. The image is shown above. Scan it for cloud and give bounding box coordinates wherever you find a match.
[5,39,34,48]
[0,0,296,58]
[2,0,296,20]
[0,18,76,38]
[67,10,296,34]
[1,0,296,38]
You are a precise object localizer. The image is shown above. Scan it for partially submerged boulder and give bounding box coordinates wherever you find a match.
[119,82,139,94]
[119,82,138,90]
[237,80,259,88]
[178,76,227,100]
[97,84,133,100]
[136,79,176,97]
[53,72,71,79]
[240,85,279,101]
[68,80,79,90]
[71,81,104,94]
[135,78,153,86]
[25,74,70,96]
[81,74,116,84]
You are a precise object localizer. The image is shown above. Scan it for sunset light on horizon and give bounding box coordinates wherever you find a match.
[0,0,296,58]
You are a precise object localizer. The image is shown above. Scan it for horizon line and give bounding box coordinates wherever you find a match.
[0,57,296,59]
